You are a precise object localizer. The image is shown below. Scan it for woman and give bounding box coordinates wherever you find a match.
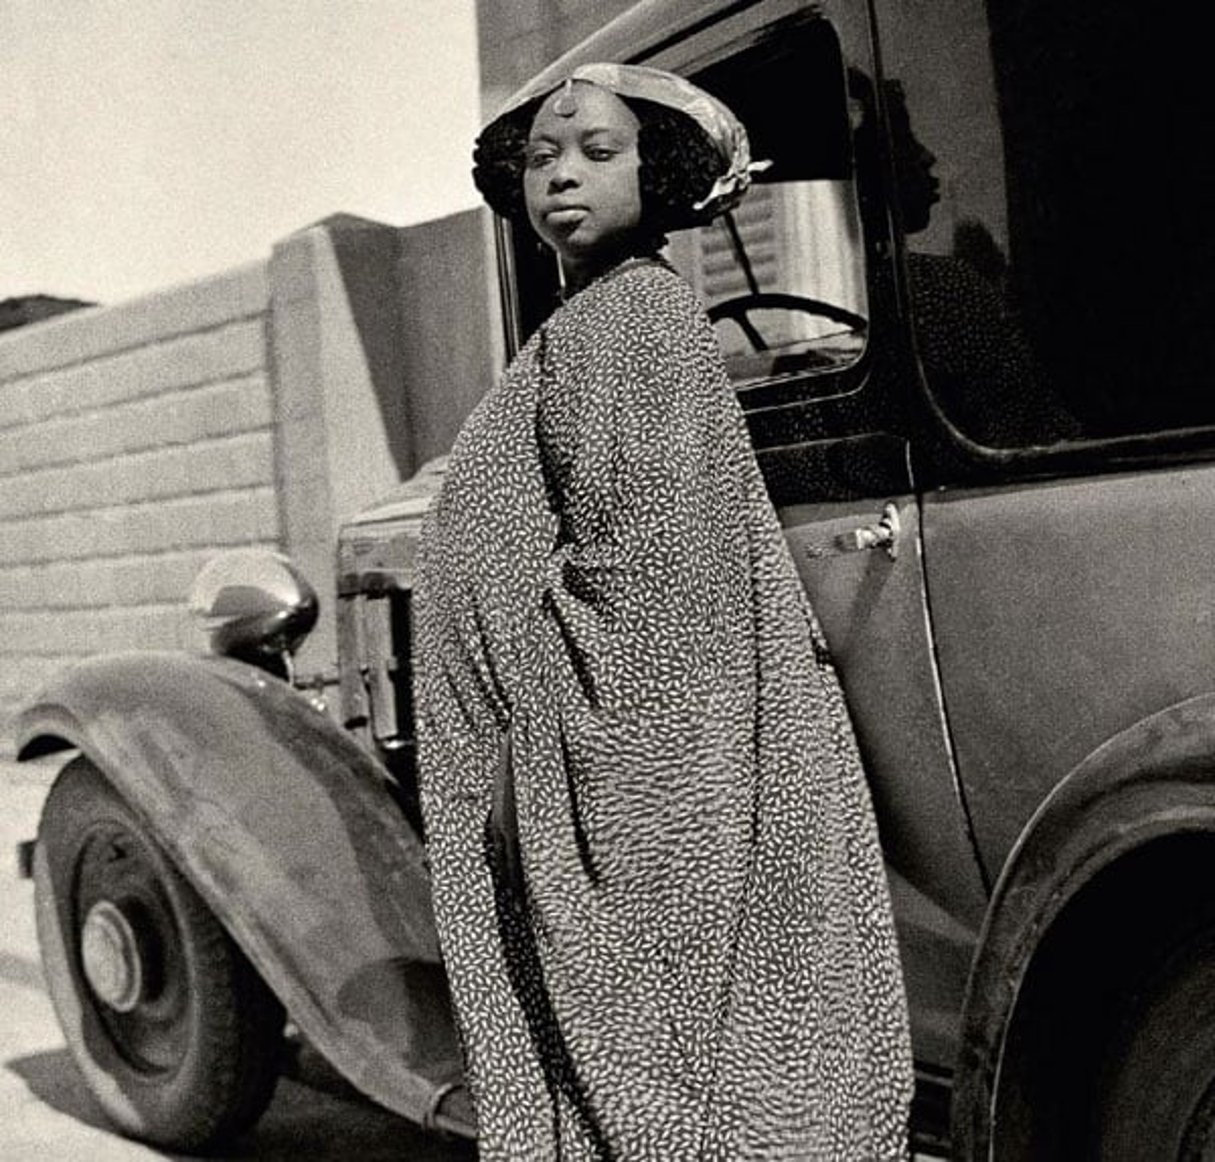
[414,64,912,1160]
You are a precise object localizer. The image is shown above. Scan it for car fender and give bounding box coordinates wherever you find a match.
[15,650,469,1135]
[951,693,1215,1158]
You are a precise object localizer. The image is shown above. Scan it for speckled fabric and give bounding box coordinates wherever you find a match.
[414,256,913,1160]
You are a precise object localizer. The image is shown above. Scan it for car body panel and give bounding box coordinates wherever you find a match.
[922,465,1215,877]
[777,480,986,1069]
[15,651,469,1135]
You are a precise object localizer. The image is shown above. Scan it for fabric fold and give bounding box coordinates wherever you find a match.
[415,257,912,1160]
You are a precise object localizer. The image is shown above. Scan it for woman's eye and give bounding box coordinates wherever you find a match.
[524,147,556,169]
[586,146,617,161]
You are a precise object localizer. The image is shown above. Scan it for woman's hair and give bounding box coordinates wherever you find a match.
[472,93,725,241]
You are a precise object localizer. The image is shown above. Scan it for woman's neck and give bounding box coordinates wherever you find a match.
[560,238,661,295]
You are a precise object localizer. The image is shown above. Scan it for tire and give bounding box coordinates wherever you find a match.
[33,755,285,1152]
[1092,927,1215,1161]
[993,839,1215,1162]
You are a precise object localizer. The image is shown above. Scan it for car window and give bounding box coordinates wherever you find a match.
[664,178,866,389]
[667,16,868,393]
[501,12,870,401]
[875,0,1215,449]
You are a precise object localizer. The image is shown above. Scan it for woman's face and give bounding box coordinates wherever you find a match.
[523,82,643,282]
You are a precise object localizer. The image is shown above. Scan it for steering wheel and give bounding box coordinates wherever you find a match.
[707,292,868,352]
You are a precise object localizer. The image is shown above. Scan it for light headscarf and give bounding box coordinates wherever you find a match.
[487,62,770,222]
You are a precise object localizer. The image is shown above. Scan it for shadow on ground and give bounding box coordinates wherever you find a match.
[9,1048,116,1137]
[0,950,44,993]
[8,1049,478,1161]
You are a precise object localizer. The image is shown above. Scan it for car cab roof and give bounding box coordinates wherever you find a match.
[495,0,821,115]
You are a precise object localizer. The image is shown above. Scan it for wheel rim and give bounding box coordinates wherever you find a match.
[81,900,144,1012]
[73,822,192,1075]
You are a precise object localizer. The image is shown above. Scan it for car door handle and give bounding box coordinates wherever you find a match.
[832,502,901,560]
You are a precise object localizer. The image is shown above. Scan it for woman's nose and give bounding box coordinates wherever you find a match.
[548,155,580,191]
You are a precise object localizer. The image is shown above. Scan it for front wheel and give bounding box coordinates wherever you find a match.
[34,755,285,1152]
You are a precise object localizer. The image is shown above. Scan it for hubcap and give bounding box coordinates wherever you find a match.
[80,900,144,1013]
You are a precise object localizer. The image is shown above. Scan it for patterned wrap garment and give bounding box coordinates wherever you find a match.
[414,256,913,1160]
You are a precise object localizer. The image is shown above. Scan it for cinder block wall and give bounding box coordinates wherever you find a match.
[0,208,498,747]
[0,264,280,737]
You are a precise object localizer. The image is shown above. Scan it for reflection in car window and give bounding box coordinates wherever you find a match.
[876,1,1215,446]
[849,68,1080,449]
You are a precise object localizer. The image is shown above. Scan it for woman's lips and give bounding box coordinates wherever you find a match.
[545,206,588,227]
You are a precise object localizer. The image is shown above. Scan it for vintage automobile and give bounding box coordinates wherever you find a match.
[12,0,1215,1158]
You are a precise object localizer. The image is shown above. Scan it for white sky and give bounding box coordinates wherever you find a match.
[0,1,482,305]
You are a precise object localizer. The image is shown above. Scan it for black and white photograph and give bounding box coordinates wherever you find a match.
[2,1,1211,1158]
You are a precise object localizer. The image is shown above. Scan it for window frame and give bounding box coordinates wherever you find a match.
[493,3,898,425]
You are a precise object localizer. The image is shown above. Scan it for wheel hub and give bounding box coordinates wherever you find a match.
[80,900,144,1012]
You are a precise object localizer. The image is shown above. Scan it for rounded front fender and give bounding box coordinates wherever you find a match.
[952,693,1215,1158]
[16,650,469,1135]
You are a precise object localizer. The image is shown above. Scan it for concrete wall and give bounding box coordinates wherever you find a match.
[0,264,278,735]
[0,207,498,744]
[397,209,503,466]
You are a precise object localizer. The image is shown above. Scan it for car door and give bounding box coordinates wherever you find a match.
[498,0,993,1083]
[669,4,990,1078]
[875,0,1215,882]
[766,433,987,1073]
